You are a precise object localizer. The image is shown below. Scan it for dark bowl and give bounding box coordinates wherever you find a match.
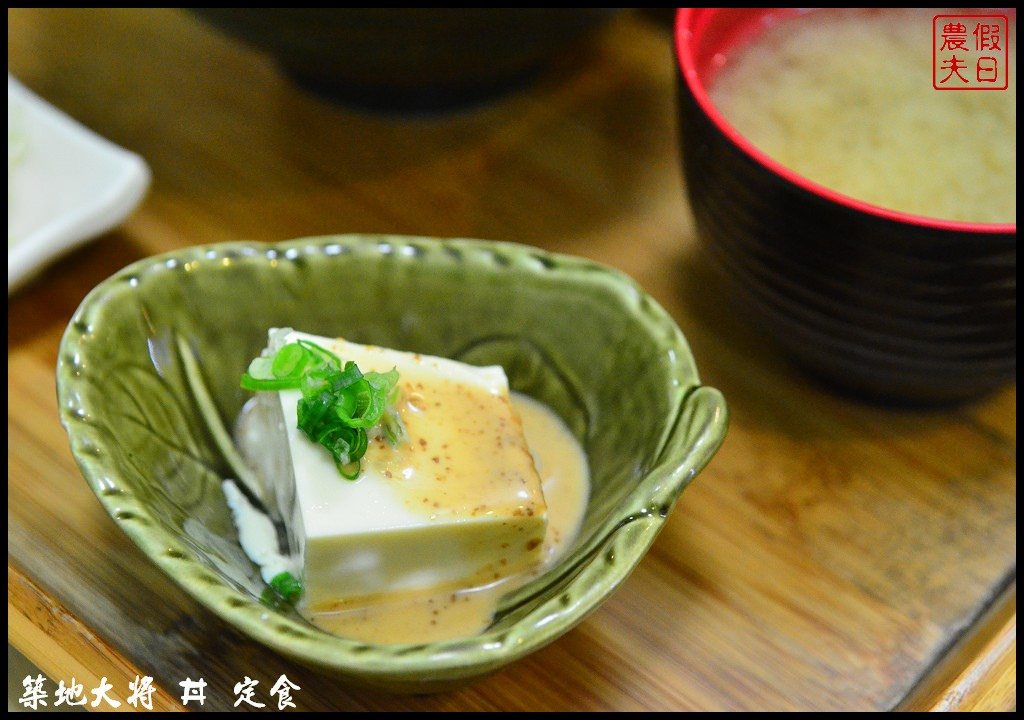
[674,8,1016,404]
[190,8,619,113]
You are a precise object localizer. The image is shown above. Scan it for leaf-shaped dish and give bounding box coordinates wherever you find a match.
[56,235,727,692]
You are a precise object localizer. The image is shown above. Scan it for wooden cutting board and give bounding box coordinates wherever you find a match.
[7,8,1015,711]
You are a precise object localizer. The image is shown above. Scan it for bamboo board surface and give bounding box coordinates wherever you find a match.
[7,8,1015,711]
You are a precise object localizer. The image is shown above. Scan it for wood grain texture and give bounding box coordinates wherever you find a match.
[897,583,1016,712]
[929,614,1015,712]
[7,8,1016,711]
[8,565,183,712]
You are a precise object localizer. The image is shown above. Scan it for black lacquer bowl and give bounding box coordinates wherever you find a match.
[674,8,1015,404]
[191,8,619,113]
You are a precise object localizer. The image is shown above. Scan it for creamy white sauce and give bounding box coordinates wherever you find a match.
[513,392,589,567]
[228,390,589,644]
[222,479,299,584]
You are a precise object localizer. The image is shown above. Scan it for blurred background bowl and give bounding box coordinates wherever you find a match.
[190,8,619,113]
[674,8,1016,405]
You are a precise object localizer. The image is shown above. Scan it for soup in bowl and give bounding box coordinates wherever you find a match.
[674,7,1016,404]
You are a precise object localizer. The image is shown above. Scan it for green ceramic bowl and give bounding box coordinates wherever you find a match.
[57,235,727,692]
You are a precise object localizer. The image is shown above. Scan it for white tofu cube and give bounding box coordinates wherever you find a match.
[262,330,548,609]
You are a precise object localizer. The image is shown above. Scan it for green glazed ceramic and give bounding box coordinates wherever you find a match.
[57,235,727,692]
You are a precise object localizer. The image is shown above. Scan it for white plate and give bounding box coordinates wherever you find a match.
[8,75,151,294]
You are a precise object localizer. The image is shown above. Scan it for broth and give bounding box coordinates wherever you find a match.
[709,8,1016,224]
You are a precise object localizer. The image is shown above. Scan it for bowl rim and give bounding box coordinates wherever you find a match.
[56,235,730,687]
[673,7,1016,236]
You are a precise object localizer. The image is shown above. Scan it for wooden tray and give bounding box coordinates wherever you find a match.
[7,8,1015,711]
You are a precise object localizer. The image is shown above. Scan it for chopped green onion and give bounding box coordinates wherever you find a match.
[260,571,303,609]
[271,342,306,378]
[380,406,406,446]
[270,571,303,602]
[241,339,406,479]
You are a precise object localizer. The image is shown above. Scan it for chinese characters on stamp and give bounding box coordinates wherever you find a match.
[934,14,1009,90]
